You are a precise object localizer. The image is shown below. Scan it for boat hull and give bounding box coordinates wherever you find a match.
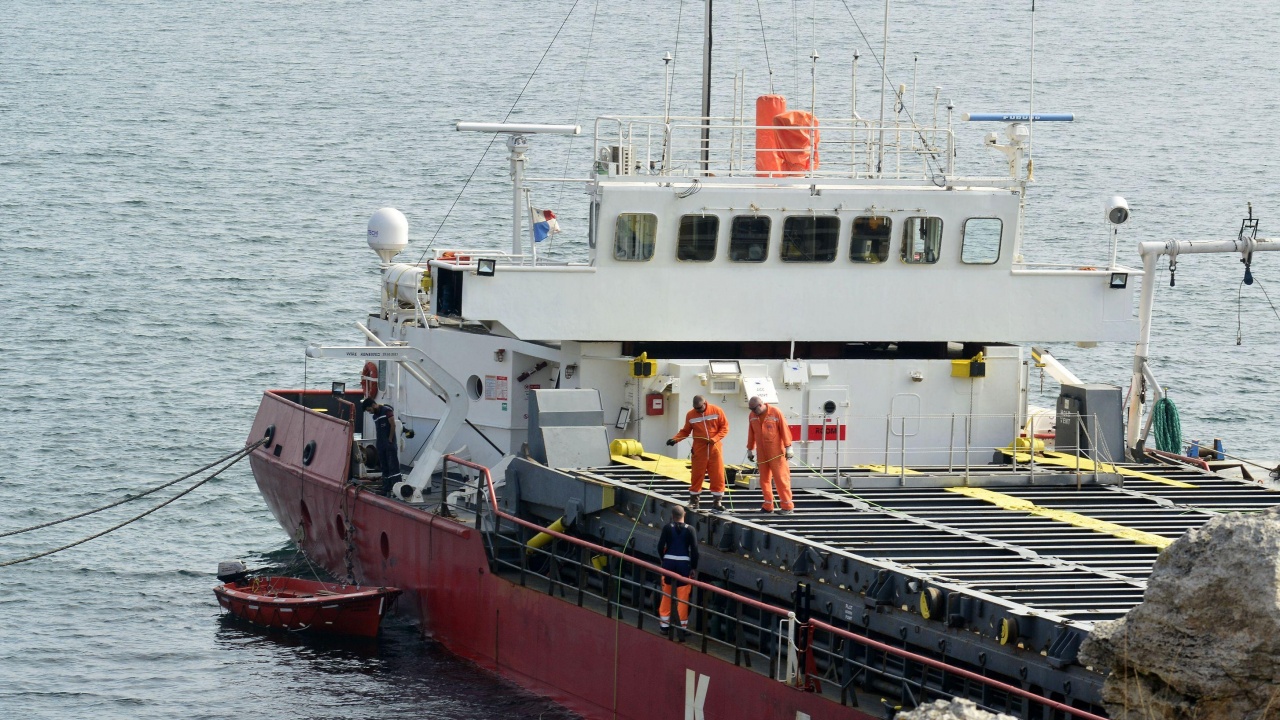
[248,393,872,720]
[214,577,400,638]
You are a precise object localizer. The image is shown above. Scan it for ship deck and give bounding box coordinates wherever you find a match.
[473,453,1280,718]
[561,458,1280,627]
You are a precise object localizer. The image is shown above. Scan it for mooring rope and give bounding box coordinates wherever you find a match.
[0,442,266,540]
[0,439,266,568]
[1151,397,1183,454]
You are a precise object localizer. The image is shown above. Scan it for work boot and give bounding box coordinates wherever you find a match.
[777,508,794,516]
[689,492,700,511]
[677,626,689,642]
[711,496,726,513]
[662,625,672,639]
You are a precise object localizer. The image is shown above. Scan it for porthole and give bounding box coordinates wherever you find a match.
[380,532,390,560]
[302,441,316,466]
[263,424,276,447]
[467,375,484,401]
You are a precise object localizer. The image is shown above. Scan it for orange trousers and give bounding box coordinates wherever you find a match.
[659,579,692,627]
[759,456,794,511]
[690,442,726,495]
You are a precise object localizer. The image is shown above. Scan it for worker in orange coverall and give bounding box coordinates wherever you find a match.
[667,395,728,512]
[746,396,794,514]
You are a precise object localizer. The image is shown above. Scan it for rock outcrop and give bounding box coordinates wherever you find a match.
[1079,507,1280,719]
[895,698,1016,720]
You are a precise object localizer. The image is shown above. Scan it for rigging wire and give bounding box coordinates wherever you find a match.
[1238,279,1245,345]
[554,0,601,217]
[1251,276,1280,323]
[668,0,687,115]
[754,0,774,93]
[835,0,948,179]
[1238,274,1280,345]
[417,0,583,263]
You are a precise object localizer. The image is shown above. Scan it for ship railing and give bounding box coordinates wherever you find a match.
[789,411,1110,485]
[593,115,996,183]
[1012,262,1141,276]
[440,454,1108,720]
[426,249,590,269]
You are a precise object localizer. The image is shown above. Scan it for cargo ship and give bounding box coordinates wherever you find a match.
[246,4,1280,717]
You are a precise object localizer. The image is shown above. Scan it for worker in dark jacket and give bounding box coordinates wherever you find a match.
[656,505,699,640]
[363,398,402,496]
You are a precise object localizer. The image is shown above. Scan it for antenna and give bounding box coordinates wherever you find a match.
[809,51,819,116]
[1027,0,1036,180]
[663,51,674,123]
[851,50,860,171]
[876,0,891,176]
[911,53,919,150]
[700,0,713,174]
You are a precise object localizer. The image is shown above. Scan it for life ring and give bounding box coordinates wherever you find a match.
[361,361,378,399]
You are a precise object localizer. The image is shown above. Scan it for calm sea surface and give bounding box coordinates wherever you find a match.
[3,1,1279,717]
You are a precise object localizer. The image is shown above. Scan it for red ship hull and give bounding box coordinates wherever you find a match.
[248,392,872,720]
[214,577,400,638]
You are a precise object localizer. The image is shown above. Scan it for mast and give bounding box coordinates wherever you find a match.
[701,0,712,173]
[876,0,890,176]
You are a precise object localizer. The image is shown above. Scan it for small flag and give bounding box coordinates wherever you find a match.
[532,208,561,243]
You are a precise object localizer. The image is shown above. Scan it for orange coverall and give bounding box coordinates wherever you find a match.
[747,403,793,511]
[671,402,729,496]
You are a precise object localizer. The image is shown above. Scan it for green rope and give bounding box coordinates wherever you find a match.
[1151,397,1183,453]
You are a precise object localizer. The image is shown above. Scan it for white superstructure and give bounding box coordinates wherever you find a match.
[350,97,1155,490]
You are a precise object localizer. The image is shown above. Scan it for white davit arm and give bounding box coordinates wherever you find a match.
[1125,235,1280,456]
[1030,346,1082,387]
[306,330,468,502]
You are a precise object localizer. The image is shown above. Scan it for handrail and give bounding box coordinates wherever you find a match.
[449,453,790,618]
[593,115,961,181]
[1146,448,1210,472]
[806,618,1107,720]
[445,453,1108,720]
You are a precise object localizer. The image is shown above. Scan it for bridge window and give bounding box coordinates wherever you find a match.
[614,213,657,261]
[677,215,719,262]
[849,216,892,263]
[729,216,771,262]
[962,218,1002,264]
[901,216,943,264]
[781,216,839,262]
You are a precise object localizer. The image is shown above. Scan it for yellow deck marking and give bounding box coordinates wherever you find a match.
[997,450,1196,488]
[859,465,921,475]
[610,453,693,483]
[947,486,1173,549]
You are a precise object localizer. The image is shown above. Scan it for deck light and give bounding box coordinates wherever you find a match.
[476,258,497,276]
[1110,272,1128,289]
[331,381,346,396]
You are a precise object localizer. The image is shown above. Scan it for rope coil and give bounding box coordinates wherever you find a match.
[1151,397,1182,454]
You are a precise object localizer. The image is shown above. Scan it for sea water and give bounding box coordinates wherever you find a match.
[2,1,1278,717]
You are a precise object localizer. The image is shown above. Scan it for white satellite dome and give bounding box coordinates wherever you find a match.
[367,207,409,263]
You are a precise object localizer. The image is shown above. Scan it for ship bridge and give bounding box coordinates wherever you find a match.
[421,114,1138,345]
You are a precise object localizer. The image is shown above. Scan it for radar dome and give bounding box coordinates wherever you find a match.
[367,208,409,263]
